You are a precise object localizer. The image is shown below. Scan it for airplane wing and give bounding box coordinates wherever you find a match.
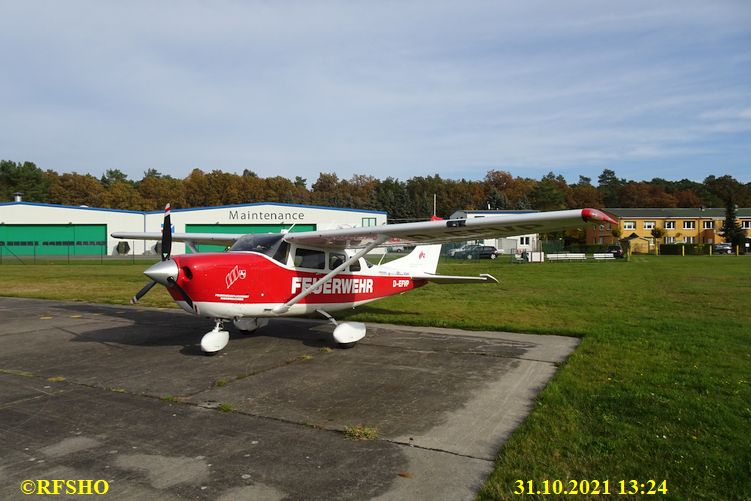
[283,208,616,249]
[111,232,243,247]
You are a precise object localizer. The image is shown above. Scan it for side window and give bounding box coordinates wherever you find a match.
[329,252,346,270]
[349,258,361,273]
[293,248,325,270]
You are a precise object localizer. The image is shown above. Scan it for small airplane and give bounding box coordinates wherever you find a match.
[112,205,616,354]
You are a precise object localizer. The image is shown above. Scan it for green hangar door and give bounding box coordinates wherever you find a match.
[0,224,107,256]
[185,224,316,252]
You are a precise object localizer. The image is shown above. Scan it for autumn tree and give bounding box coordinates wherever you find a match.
[48,172,106,206]
[567,175,603,208]
[311,173,346,207]
[100,182,150,210]
[484,170,534,209]
[137,170,186,210]
[264,176,302,204]
[618,182,677,208]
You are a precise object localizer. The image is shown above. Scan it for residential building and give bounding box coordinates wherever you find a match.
[586,208,751,253]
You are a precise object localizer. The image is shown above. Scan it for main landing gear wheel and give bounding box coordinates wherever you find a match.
[201,319,230,355]
[317,309,366,349]
[332,322,366,349]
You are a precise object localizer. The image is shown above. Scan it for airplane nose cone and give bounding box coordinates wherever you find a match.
[144,259,178,286]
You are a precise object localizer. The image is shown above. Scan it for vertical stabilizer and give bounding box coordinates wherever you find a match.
[379,244,442,275]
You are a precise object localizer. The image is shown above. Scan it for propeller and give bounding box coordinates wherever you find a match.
[161,203,172,261]
[130,203,194,310]
[131,280,157,304]
[167,277,194,309]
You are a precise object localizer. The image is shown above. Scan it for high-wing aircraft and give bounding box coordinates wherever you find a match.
[112,205,616,354]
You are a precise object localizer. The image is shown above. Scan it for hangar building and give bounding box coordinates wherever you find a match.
[0,201,386,257]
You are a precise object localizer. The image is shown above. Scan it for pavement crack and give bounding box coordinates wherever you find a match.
[381,438,495,463]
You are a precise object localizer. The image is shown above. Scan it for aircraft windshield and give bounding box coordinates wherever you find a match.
[229,234,288,263]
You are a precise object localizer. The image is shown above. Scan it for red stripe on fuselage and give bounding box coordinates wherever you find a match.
[169,252,423,305]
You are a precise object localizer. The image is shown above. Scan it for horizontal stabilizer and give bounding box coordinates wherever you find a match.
[411,273,498,284]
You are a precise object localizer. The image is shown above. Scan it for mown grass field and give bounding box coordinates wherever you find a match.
[1,255,749,499]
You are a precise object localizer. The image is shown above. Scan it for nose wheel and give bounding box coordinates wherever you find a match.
[201,319,230,355]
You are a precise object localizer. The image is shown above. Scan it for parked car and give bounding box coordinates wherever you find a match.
[607,245,624,258]
[452,245,498,260]
[448,244,473,257]
[715,242,733,255]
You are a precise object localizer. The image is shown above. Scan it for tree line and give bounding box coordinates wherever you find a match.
[1,160,749,221]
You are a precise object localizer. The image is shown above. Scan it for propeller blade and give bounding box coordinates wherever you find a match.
[131,280,157,304]
[161,203,172,261]
[167,277,194,309]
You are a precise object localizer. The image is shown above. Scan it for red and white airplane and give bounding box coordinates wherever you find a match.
[113,206,616,354]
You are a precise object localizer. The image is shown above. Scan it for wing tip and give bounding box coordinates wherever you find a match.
[582,208,617,226]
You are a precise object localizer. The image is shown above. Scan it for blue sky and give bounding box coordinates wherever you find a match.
[1,1,749,184]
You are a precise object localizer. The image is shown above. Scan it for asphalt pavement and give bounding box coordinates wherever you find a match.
[0,297,578,500]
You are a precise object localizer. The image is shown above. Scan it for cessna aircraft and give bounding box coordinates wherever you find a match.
[112,205,616,354]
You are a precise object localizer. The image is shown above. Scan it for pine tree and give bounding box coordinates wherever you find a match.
[721,199,745,252]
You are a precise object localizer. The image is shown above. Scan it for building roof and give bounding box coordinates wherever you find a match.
[605,207,751,218]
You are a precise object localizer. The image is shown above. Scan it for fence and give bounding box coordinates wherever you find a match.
[0,241,155,265]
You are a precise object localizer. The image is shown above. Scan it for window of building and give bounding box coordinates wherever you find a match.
[703,220,714,229]
[361,217,377,227]
[665,221,675,229]
[644,221,655,229]
[519,236,530,245]
[624,221,636,230]
[683,221,696,229]
[742,220,751,229]
[685,236,695,244]
[664,236,675,244]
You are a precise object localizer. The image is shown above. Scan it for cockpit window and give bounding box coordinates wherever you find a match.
[229,234,288,264]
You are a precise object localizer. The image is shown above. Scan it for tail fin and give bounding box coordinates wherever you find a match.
[380,244,442,274]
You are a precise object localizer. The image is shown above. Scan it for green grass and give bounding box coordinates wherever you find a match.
[1,256,749,499]
[217,403,234,413]
[344,425,380,441]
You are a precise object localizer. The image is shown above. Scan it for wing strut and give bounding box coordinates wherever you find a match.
[272,235,388,314]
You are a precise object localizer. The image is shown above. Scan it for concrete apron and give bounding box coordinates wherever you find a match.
[0,297,578,500]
